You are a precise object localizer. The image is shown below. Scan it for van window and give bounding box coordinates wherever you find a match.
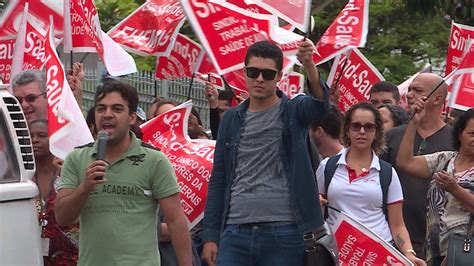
[0,115,20,183]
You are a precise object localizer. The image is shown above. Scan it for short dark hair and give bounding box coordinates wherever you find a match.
[378,104,409,127]
[370,81,400,102]
[218,90,233,103]
[311,105,343,139]
[153,98,179,117]
[452,108,474,150]
[342,102,386,154]
[95,80,138,115]
[244,41,283,71]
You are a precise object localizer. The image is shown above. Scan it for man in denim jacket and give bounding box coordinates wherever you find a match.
[202,40,338,266]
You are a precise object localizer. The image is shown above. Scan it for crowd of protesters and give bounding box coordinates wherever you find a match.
[7,39,473,266]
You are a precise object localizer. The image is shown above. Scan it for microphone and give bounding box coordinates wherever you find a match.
[95,130,109,180]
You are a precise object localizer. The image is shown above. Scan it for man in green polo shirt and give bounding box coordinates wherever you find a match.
[55,81,192,266]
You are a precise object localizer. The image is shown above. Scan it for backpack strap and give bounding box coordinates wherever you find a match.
[379,159,393,221]
[324,154,342,195]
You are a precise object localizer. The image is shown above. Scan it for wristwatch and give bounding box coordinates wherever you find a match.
[405,249,417,256]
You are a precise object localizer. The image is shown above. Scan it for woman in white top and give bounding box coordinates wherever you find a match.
[316,102,425,265]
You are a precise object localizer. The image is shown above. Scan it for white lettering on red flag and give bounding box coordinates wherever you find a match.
[44,22,93,160]
[181,0,275,74]
[278,71,304,98]
[0,0,63,36]
[448,41,474,110]
[108,0,185,56]
[329,209,413,265]
[64,0,104,55]
[141,101,215,228]
[0,37,15,84]
[155,34,201,80]
[247,0,311,32]
[313,0,369,66]
[326,49,384,112]
[445,22,474,76]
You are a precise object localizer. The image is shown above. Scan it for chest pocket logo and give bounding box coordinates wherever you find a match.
[128,154,145,166]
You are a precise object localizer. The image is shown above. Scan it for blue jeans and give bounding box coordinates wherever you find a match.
[216,223,304,266]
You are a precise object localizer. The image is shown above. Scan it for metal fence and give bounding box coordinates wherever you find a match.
[81,67,210,129]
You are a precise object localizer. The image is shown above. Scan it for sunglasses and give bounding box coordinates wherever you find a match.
[245,67,278,81]
[350,122,377,132]
[16,92,46,104]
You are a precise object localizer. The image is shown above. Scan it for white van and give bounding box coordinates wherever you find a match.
[0,85,43,265]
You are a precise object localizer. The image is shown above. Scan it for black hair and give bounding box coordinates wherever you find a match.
[311,105,343,139]
[452,108,474,150]
[218,90,233,104]
[86,106,96,127]
[244,41,283,71]
[95,80,138,115]
[153,98,179,117]
[378,104,409,127]
[370,81,400,102]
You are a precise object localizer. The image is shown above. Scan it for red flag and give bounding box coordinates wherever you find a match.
[448,41,474,110]
[63,0,104,55]
[329,209,413,265]
[155,34,202,79]
[0,0,63,37]
[326,49,384,112]
[313,0,369,65]
[277,71,304,98]
[108,0,185,57]
[0,36,15,85]
[247,0,311,32]
[11,4,49,80]
[44,21,93,160]
[445,22,474,76]
[141,101,215,228]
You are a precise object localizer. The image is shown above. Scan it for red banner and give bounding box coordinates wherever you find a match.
[277,71,304,98]
[195,73,226,91]
[108,0,185,56]
[326,49,384,112]
[64,0,104,55]
[0,0,63,37]
[155,34,202,79]
[181,0,276,74]
[44,22,94,160]
[313,0,369,66]
[330,210,413,265]
[0,37,15,84]
[226,0,272,15]
[248,0,311,32]
[141,102,215,228]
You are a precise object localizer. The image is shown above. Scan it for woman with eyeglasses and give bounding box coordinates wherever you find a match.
[397,99,474,266]
[316,102,425,265]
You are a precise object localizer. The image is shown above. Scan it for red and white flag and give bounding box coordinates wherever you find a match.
[155,34,202,80]
[277,71,305,99]
[63,0,137,76]
[448,41,474,110]
[445,22,474,76]
[0,0,63,37]
[108,0,185,57]
[0,36,15,85]
[10,4,50,81]
[141,101,215,228]
[326,48,384,112]
[313,0,370,66]
[329,208,413,265]
[44,22,93,160]
[246,0,311,32]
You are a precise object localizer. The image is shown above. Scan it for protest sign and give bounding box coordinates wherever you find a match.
[0,37,15,84]
[326,49,384,112]
[277,71,304,98]
[329,208,413,265]
[247,0,311,32]
[141,101,215,228]
[448,41,474,110]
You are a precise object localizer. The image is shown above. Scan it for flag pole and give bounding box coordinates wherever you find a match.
[186,73,195,100]
[220,75,240,103]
